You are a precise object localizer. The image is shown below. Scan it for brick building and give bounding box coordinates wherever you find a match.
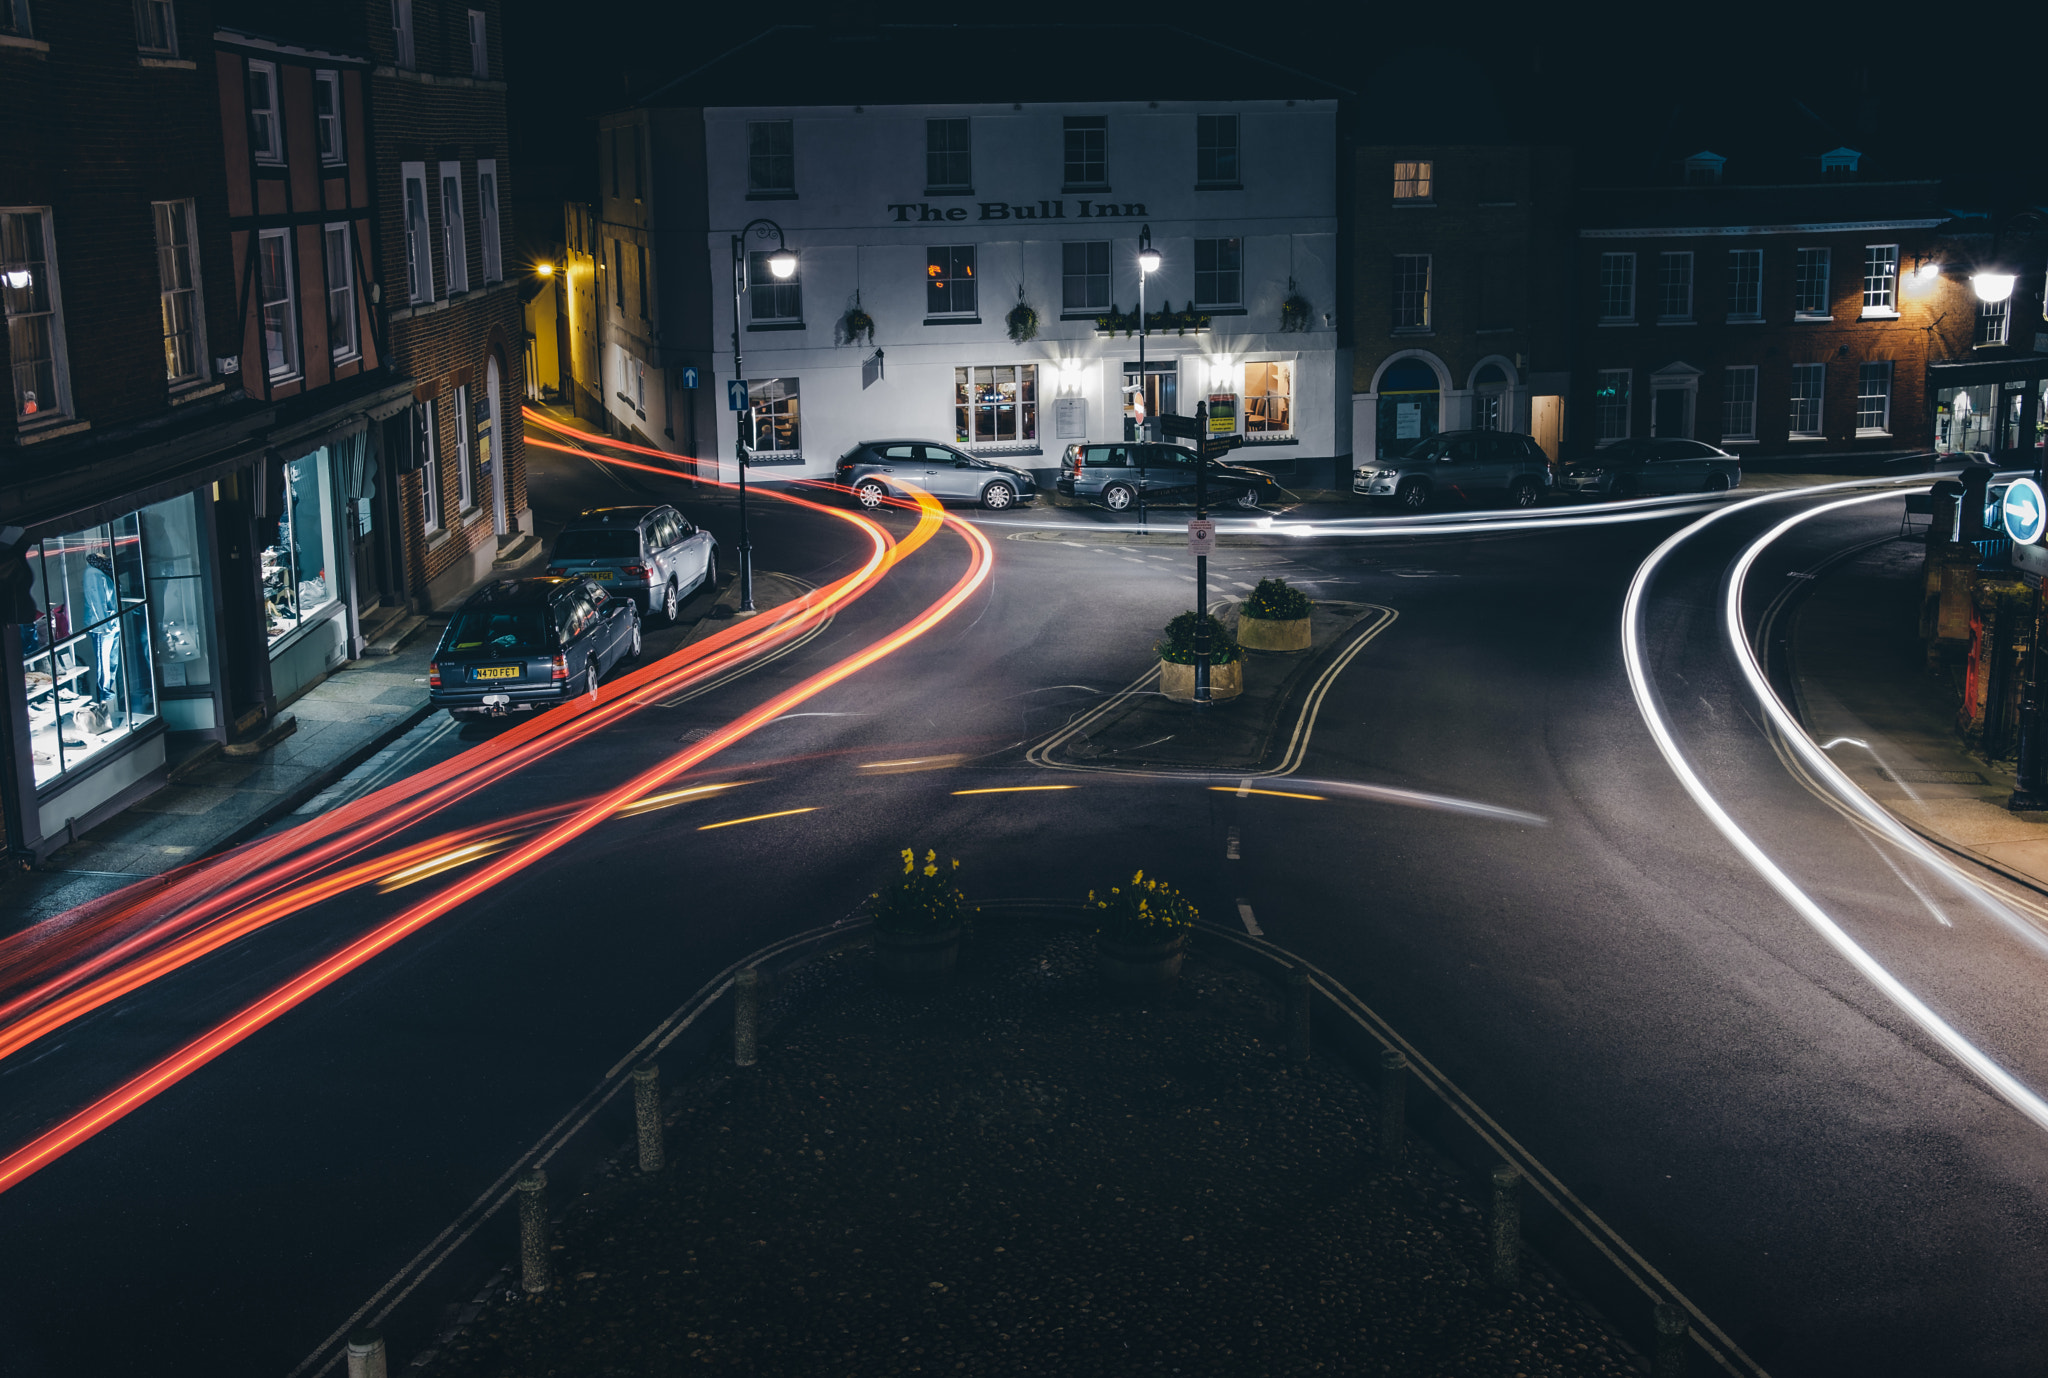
[1924,208,2048,467]
[1348,59,1575,467]
[1571,102,1947,463]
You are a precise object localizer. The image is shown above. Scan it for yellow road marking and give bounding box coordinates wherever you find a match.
[950,786,1077,795]
[696,807,819,831]
[1208,786,1324,801]
[614,780,757,818]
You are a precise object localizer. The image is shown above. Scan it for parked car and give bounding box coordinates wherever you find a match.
[1353,430,1554,510]
[429,577,640,719]
[1055,442,1282,511]
[1557,438,1743,497]
[544,505,716,623]
[835,441,1037,511]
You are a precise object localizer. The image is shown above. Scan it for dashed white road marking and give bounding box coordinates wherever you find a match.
[1226,826,1240,860]
[1235,779,1252,797]
[1236,899,1263,936]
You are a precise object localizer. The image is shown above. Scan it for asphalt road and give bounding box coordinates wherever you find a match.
[0,454,2039,1377]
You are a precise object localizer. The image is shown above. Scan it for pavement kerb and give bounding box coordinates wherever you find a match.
[342,898,1756,1378]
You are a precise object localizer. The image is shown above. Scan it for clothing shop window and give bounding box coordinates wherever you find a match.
[1194,238,1241,309]
[143,493,209,697]
[926,245,975,317]
[1392,160,1432,202]
[260,450,337,645]
[1196,115,1239,186]
[1790,362,1825,437]
[1861,245,1898,316]
[744,378,800,456]
[1726,249,1762,321]
[1063,116,1106,189]
[1599,252,1635,321]
[747,120,794,194]
[1856,361,1892,435]
[466,8,486,78]
[1596,369,1631,442]
[439,162,467,295]
[748,250,801,322]
[1062,241,1109,312]
[314,70,344,165]
[1936,384,1998,455]
[19,510,162,787]
[1721,366,1757,440]
[391,0,413,69]
[153,200,204,386]
[401,163,432,304]
[256,227,299,382]
[1794,247,1830,318]
[247,60,283,164]
[1393,254,1431,330]
[1978,295,2010,347]
[1244,361,1293,435]
[454,384,475,511]
[324,224,358,363]
[954,365,1036,445]
[1658,252,1693,321]
[926,119,970,192]
[135,0,175,54]
[3,208,68,424]
[416,401,441,533]
[478,161,501,284]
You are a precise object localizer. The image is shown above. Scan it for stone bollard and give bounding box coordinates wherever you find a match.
[345,1328,387,1378]
[632,1062,664,1174]
[1489,1164,1521,1291]
[1652,1302,1689,1378]
[516,1169,550,1293]
[1284,967,1312,1062]
[1377,1049,1408,1162]
[734,967,760,1068]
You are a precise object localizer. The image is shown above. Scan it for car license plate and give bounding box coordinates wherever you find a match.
[588,569,614,581]
[473,665,520,681]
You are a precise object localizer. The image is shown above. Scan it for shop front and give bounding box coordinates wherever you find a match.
[1932,358,2047,466]
[260,431,359,704]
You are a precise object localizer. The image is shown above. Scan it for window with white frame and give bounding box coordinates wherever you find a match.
[246,60,283,164]
[1392,160,1432,202]
[747,120,794,194]
[314,70,344,165]
[926,245,975,317]
[1978,295,2010,347]
[391,0,414,69]
[477,160,501,283]
[1194,238,1241,308]
[1862,245,1897,315]
[748,249,800,322]
[744,378,800,455]
[324,223,357,362]
[1794,247,1830,316]
[1726,249,1761,321]
[134,0,175,54]
[1721,365,1757,440]
[1393,254,1431,330]
[152,200,203,386]
[454,383,475,511]
[1062,241,1109,312]
[401,163,433,304]
[1244,361,1293,435]
[633,356,645,413]
[2,0,32,37]
[3,208,70,424]
[256,227,299,381]
[1658,251,1693,321]
[1599,252,1635,321]
[1790,363,1825,437]
[439,162,467,294]
[415,398,440,533]
[926,119,970,191]
[1595,369,1631,442]
[1063,116,1106,189]
[1856,361,1891,434]
[954,365,1037,445]
[466,8,486,78]
[1196,115,1238,186]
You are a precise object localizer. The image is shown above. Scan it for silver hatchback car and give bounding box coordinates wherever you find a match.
[1355,430,1554,510]
[835,440,1037,511]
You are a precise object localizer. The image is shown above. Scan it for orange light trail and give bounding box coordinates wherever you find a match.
[0,487,994,1193]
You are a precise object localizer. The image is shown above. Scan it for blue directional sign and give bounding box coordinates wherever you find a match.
[681,366,699,389]
[727,379,749,411]
[2004,477,2046,544]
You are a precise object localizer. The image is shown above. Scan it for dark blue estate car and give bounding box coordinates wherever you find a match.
[430,577,641,719]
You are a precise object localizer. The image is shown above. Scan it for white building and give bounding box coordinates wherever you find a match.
[597,25,1351,494]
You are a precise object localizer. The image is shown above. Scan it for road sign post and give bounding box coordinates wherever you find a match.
[1193,402,1211,705]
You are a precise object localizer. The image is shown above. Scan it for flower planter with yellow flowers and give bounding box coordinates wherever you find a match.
[868,848,969,992]
[1158,658,1243,701]
[1236,577,1313,652]
[1155,610,1242,703]
[1090,871,1196,994]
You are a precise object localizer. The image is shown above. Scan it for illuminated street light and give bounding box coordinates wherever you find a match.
[730,218,798,613]
[765,246,798,280]
[1973,272,2017,302]
[1915,261,1941,282]
[535,262,554,277]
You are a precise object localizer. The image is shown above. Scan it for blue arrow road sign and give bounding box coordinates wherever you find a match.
[681,366,699,389]
[727,379,749,411]
[2005,477,2046,544]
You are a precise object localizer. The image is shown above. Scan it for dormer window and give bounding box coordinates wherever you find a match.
[1683,151,1725,186]
[1821,147,1860,180]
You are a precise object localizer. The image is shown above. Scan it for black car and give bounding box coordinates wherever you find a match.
[429,577,641,719]
[1055,442,1282,511]
[835,440,1038,511]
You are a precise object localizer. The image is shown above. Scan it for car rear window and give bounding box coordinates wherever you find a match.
[446,607,553,655]
[552,529,640,560]
[1082,445,1127,467]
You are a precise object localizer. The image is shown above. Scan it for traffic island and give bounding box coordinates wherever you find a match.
[1034,600,1394,774]
[422,915,1639,1377]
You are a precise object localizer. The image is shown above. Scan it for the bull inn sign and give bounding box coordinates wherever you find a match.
[885,199,1149,222]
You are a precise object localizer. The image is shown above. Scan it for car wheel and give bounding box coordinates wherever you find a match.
[661,581,679,623]
[1103,483,1136,512]
[855,479,888,511]
[1613,474,1638,499]
[1395,478,1431,511]
[981,481,1016,510]
[1507,477,1541,509]
[585,659,601,702]
[703,550,719,594]
[1236,487,1261,510]
[628,619,644,660]
[1706,472,1731,492]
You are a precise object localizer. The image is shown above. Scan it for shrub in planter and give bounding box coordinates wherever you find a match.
[1156,610,1242,701]
[1091,870,1197,992]
[1238,576,1313,651]
[868,848,968,990]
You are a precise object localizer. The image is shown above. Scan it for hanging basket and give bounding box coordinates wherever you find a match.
[1006,301,1040,344]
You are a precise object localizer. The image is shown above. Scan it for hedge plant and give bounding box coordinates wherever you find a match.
[1242,577,1311,621]
[1156,610,1239,666]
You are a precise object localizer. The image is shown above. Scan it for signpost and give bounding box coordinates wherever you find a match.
[2003,477,2046,545]
[726,378,749,410]
[1192,403,1212,705]
[681,366,699,390]
[1155,411,1202,441]
[1202,435,1242,461]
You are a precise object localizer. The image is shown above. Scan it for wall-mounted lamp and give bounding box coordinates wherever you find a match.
[535,262,555,277]
[1915,261,1942,282]
[1973,272,2017,303]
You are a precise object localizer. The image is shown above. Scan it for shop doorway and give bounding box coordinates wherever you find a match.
[1376,358,1439,459]
[1122,361,1177,438]
[1531,395,1562,461]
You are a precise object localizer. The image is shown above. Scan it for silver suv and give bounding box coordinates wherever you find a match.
[544,505,717,623]
[1355,430,1554,510]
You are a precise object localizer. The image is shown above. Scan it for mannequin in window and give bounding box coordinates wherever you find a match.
[83,551,122,729]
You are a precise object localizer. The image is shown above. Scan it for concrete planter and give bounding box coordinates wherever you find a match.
[1237,613,1312,652]
[874,924,961,992]
[1158,658,1243,702]
[1097,931,1186,993]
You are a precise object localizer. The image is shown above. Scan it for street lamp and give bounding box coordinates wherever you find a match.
[1973,272,2018,302]
[730,218,797,614]
[1135,225,1159,438]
